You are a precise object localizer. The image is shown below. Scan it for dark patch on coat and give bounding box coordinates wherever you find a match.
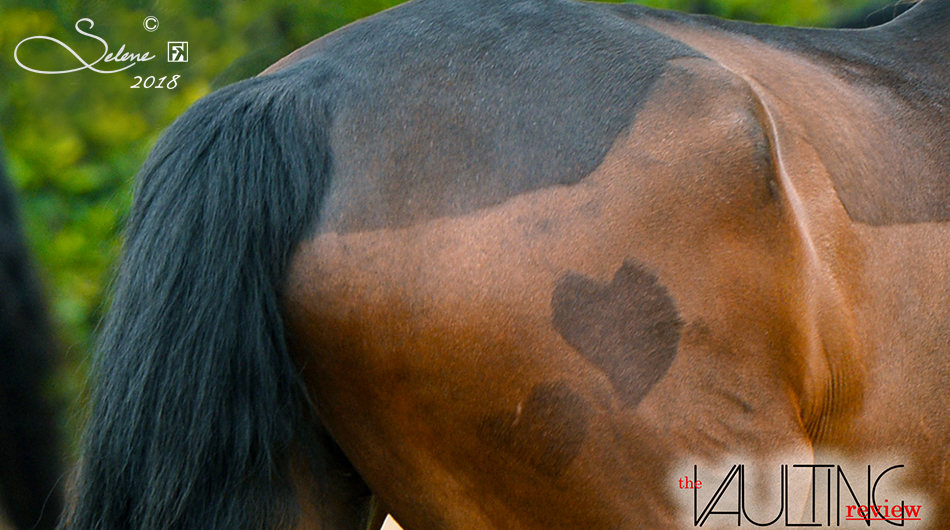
[552,262,682,408]
[301,0,702,233]
[479,381,591,479]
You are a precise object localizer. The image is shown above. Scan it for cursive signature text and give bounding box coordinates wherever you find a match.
[15,18,155,74]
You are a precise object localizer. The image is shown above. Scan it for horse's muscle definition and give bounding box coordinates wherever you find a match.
[67,1,950,529]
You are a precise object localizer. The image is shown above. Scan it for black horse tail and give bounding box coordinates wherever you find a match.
[0,151,64,530]
[67,65,334,530]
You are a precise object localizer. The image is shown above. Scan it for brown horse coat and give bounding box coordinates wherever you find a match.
[67,1,950,530]
[276,1,950,528]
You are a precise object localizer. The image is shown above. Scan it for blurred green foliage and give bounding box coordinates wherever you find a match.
[0,0,891,454]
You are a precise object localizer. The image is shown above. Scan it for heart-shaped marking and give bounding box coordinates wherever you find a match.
[552,261,682,408]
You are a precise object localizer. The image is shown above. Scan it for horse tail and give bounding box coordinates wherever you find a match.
[0,153,64,530]
[67,67,333,530]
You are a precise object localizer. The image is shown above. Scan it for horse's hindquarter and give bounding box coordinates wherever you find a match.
[280,2,950,528]
[286,25,807,530]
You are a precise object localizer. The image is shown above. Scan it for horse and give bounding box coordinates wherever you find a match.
[65,0,950,528]
[0,150,64,530]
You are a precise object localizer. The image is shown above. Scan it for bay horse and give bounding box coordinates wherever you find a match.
[66,0,950,528]
[0,151,64,530]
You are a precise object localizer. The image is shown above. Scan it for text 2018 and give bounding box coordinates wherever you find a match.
[131,75,180,89]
